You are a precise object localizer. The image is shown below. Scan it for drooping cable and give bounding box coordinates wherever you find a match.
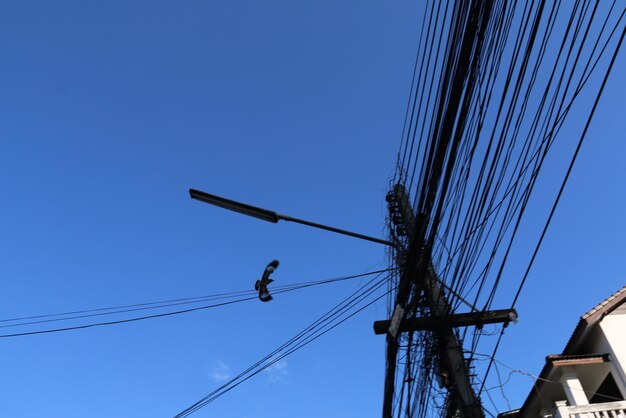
[175,271,393,417]
[0,269,392,338]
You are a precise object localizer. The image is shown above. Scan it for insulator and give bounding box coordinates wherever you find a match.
[385,191,395,203]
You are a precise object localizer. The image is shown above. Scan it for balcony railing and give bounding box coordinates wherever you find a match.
[556,401,626,418]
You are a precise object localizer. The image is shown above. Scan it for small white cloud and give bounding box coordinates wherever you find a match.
[264,360,288,384]
[210,361,231,382]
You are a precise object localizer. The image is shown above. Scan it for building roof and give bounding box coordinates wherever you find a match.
[563,285,626,355]
[498,285,626,418]
[545,353,610,366]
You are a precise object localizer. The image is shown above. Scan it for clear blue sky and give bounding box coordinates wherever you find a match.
[0,1,624,417]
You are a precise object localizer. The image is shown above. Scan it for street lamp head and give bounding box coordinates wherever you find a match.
[189,189,280,223]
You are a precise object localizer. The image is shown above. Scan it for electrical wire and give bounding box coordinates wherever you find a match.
[474,353,626,404]
[175,271,393,417]
[386,1,625,417]
[0,269,393,338]
[0,268,390,325]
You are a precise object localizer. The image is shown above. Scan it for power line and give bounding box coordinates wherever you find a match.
[0,296,256,339]
[0,269,390,325]
[0,269,392,338]
[478,20,625,397]
[474,353,626,404]
[387,2,625,416]
[175,271,393,417]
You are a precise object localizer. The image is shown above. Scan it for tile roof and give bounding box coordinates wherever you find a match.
[546,353,609,362]
[582,285,626,320]
[564,284,626,355]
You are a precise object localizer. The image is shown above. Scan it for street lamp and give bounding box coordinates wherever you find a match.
[189,188,394,247]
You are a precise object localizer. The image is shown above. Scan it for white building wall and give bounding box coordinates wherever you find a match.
[600,312,626,398]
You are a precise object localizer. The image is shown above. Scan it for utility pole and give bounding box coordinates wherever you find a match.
[376,184,516,418]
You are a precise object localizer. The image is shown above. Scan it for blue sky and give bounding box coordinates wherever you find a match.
[0,1,624,417]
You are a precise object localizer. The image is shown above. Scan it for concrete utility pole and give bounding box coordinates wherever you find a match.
[376,184,516,418]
